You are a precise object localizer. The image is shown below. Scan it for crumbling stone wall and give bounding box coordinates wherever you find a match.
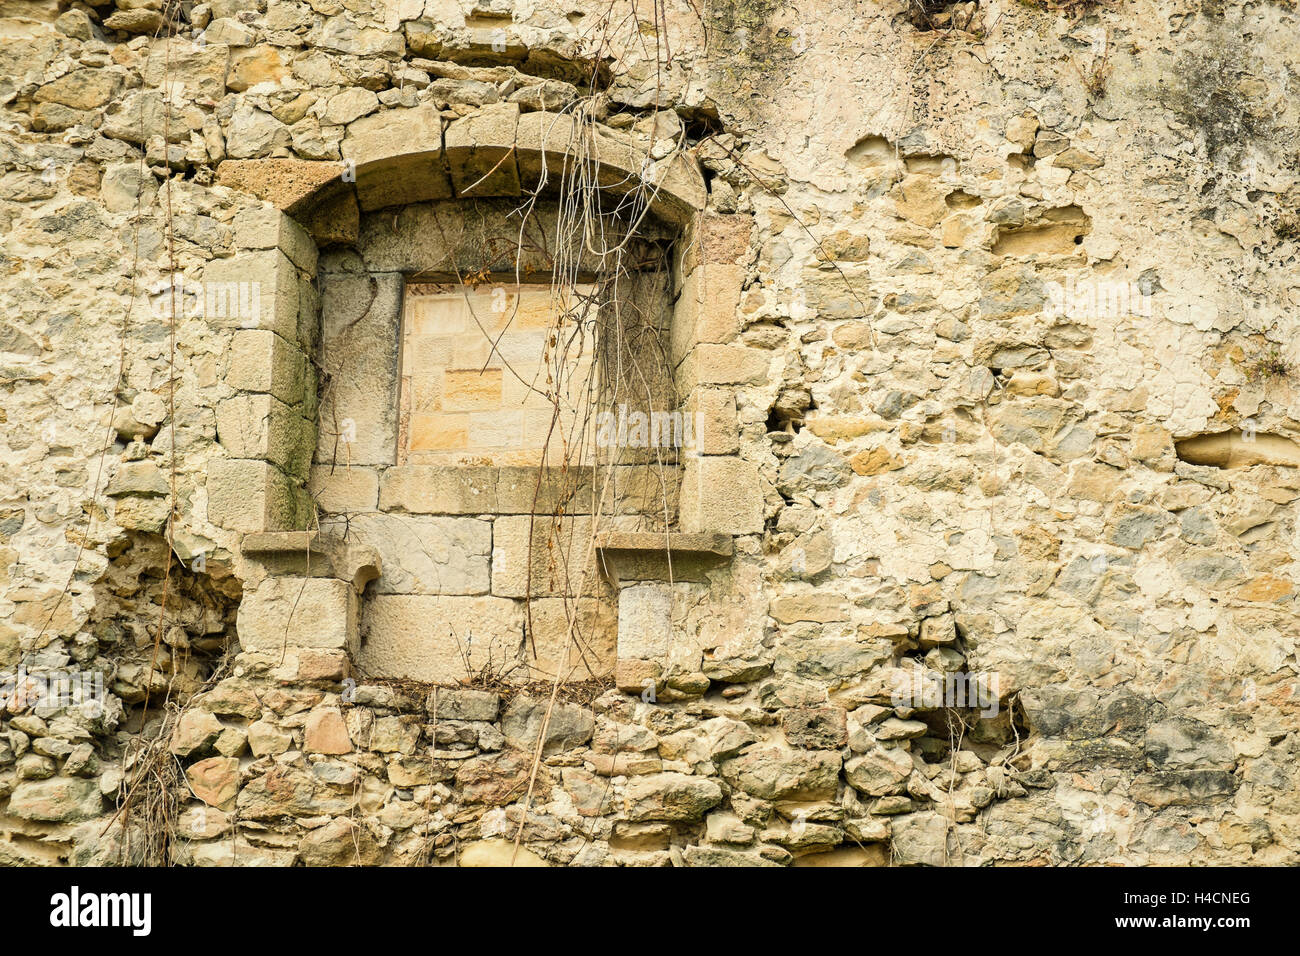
[1,0,1299,866]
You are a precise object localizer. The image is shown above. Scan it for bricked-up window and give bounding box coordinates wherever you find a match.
[397,282,596,467]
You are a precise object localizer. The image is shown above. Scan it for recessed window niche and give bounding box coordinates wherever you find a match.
[218,116,764,699]
[307,199,680,685]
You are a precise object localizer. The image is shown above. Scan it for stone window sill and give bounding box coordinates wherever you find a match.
[242,530,381,592]
[595,531,732,584]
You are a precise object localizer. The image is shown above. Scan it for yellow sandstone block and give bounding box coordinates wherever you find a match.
[408,412,469,450]
[442,368,503,411]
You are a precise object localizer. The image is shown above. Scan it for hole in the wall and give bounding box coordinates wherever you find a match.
[766,389,813,434]
[765,407,798,434]
[946,189,982,209]
[846,134,895,166]
[1009,694,1031,740]
[680,107,725,144]
[915,725,967,764]
[904,0,981,33]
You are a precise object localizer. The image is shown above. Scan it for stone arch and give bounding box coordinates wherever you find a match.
[213,106,707,248]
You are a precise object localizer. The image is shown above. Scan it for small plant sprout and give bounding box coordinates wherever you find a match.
[1076,52,1110,103]
[1243,347,1290,383]
[1275,210,1300,242]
